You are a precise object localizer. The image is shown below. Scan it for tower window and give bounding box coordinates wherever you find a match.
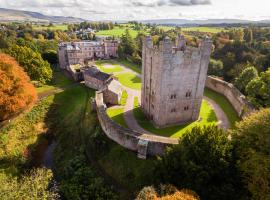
[184,106,189,111]
[170,94,177,99]
[171,108,176,113]
[186,91,192,97]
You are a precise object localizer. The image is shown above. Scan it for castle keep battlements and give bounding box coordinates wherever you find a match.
[141,35,212,128]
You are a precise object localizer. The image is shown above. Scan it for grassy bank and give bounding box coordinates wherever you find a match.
[204,88,240,126]
[133,97,217,138]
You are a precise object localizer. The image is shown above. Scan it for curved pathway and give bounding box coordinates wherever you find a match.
[203,96,231,129]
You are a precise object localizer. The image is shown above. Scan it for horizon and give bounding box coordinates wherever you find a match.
[0,0,270,21]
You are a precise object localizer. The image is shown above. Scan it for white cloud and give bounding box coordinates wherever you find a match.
[0,0,269,21]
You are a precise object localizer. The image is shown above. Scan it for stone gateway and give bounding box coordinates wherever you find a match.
[141,35,212,128]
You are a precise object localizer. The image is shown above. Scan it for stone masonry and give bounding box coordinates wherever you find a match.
[141,35,212,128]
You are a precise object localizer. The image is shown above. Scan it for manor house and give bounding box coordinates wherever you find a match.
[58,40,119,69]
[141,35,212,128]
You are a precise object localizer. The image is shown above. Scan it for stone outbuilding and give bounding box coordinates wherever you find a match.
[83,66,122,105]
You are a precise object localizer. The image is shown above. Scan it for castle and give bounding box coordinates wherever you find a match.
[141,35,212,128]
[58,40,119,69]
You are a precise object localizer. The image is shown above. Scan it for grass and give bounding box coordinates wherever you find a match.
[32,24,68,31]
[95,60,124,73]
[115,73,141,90]
[106,107,128,128]
[35,71,73,93]
[96,27,139,38]
[133,97,217,138]
[120,90,128,106]
[116,59,142,74]
[182,27,226,33]
[204,88,240,127]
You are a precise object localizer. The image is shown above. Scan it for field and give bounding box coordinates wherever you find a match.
[133,97,218,138]
[96,27,140,38]
[32,24,68,31]
[158,26,226,33]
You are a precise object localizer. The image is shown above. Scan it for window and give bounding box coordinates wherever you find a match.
[170,94,177,99]
[151,104,154,109]
[184,106,189,111]
[186,91,192,97]
[171,108,176,113]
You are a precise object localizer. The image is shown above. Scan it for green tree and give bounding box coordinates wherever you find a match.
[208,59,224,77]
[246,68,270,107]
[0,168,59,200]
[231,108,270,200]
[235,66,258,93]
[155,126,243,200]
[118,29,135,58]
[6,45,52,84]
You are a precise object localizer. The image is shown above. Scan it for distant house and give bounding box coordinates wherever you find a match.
[58,40,119,70]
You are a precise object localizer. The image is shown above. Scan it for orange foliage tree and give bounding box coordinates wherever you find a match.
[0,53,37,121]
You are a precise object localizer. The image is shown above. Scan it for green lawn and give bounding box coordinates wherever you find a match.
[36,71,73,93]
[116,59,142,74]
[204,88,240,127]
[106,107,128,128]
[115,73,141,90]
[95,60,124,73]
[33,24,68,31]
[96,27,140,38]
[182,26,226,33]
[133,97,217,138]
[120,90,128,106]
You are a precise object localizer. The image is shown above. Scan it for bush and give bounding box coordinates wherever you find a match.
[0,53,37,121]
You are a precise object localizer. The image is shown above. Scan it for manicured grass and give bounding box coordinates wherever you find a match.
[116,59,142,74]
[115,73,142,90]
[204,88,240,127]
[95,60,124,73]
[33,24,68,31]
[120,90,128,106]
[36,71,73,93]
[96,27,140,38]
[106,107,128,128]
[133,97,217,138]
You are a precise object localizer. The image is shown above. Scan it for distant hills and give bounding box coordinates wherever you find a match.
[0,7,270,25]
[0,8,85,23]
[139,19,270,26]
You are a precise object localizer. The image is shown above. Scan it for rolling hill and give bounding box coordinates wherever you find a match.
[0,7,85,23]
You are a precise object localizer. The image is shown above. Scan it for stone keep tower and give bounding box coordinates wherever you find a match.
[141,35,212,128]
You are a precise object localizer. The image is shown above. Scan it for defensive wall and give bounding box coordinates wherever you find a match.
[95,91,178,158]
[94,77,254,158]
[205,76,255,118]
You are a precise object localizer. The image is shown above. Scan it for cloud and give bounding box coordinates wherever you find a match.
[130,0,211,7]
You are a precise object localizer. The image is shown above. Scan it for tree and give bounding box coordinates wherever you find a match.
[0,53,37,121]
[208,59,224,77]
[0,168,59,200]
[235,66,258,93]
[246,68,270,107]
[154,126,243,200]
[231,108,270,200]
[118,29,135,58]
[6,45,52,84]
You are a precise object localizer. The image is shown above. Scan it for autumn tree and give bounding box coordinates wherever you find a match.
[6,45,52,84]
[0,53,37,121]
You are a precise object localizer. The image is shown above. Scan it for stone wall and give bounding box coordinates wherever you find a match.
[205,76,254,118]
[95,91,178,158]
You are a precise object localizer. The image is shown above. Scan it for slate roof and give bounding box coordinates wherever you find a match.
[83,67,111,82]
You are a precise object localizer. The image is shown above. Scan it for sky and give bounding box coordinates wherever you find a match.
[0,0,270,21]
